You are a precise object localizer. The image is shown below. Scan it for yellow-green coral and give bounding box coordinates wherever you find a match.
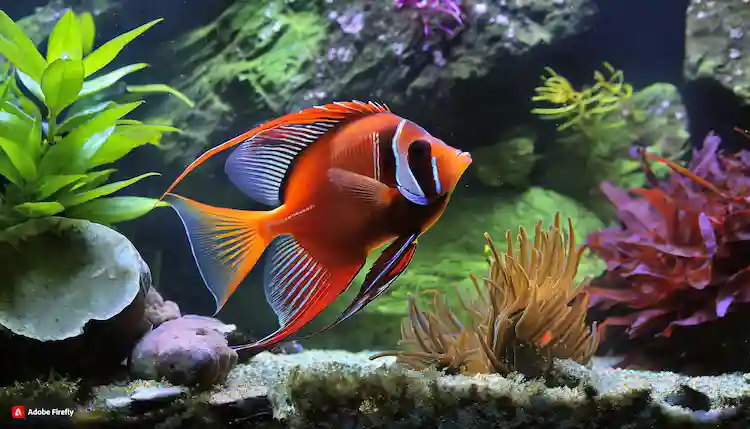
[531,62,634,133]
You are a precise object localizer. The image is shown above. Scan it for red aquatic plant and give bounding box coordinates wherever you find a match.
[394,0,464,36]
[586,133,750,341]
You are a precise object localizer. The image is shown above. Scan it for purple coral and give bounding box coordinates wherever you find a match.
[394,0,464,37]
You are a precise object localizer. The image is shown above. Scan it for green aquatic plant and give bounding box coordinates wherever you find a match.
[531,62,635,134]
[530,63,647,217]
[0,10,192,229]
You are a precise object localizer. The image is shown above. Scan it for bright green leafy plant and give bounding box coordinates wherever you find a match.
[0,9,192,229]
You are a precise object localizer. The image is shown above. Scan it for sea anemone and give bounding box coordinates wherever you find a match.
[394,0,464,37]
[373,214,600,377]
[587,134,750,352]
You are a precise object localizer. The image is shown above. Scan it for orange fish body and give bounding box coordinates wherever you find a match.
[161,101,471,351]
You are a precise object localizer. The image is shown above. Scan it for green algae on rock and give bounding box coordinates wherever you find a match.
[148,0,597,169]
[150,0,329,164]
[471,132,539,190]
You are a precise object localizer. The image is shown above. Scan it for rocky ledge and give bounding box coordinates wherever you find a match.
[11,349,748,428]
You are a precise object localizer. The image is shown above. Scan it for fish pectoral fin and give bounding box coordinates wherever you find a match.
[165,193,271,314]
[232,234,366,351]
[306,232,419,337]
[327,167,393,208]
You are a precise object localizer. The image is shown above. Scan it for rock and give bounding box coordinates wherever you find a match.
[664,384,712,412]
[144,287,181,327]
[130,315,238,389]
[471,133,538,190]
[148,0,598,167]
[86,350,750,426]
[685,0,750,99]
[627,83,690,162]
[0,217,151,383]
[271,340,303,355]
[101,385,187,416]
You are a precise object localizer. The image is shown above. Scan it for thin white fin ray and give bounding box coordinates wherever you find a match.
[224,122,336,206]
[263,235,333,326]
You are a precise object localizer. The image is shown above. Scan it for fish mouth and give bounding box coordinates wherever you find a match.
[457,151,472,168]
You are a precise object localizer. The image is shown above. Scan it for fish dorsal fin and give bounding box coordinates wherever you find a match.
[225,124,332,206]
[158,100,391,201]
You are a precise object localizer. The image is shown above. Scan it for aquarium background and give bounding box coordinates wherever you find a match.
[3,0,750,427]
[5,0,750,349]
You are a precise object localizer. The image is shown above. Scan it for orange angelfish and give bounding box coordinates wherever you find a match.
[159,100,472,351]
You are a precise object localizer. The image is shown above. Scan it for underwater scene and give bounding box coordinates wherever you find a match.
[1,0,750,427]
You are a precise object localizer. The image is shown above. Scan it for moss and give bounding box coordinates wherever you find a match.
[0,376,80,411]
[472,133,539,189]
[150,0,328,164]
[281,362,731,428]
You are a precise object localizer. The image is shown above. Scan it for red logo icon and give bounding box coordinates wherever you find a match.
[11,405,25,419]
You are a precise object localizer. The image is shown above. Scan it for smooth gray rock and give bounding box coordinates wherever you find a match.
[130,315,238,388]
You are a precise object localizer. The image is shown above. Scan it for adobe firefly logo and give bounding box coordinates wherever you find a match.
[11,405,25,419]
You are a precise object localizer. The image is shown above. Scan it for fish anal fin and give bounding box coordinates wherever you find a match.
[327,167,394,209]
[309,233,419,336]
[165,193,270,313]
[233,235,365,351]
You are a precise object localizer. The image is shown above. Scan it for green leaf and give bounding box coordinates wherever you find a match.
[14,201,66,217]
[79,63,148,97]
[116,119,142,125]
[64,196,167,224]
[126,83,194,107]
[0,135,36,182]
[90,124,178,167]
[71,169,116,191]
[0,10,47,81]
[0,152,22,187]
[83,19,163,77]
[46,10,83,62]
[57,101,115,135]
[0,70,13,107]
[59,172,160,207]
[34,174,86,200]
[40,101,142,175]
[17,70,45,102]
[0,101,28,120]
[26,113,42,163]
[0,111,32,146]
[41,59,85,114]
[78,12,96,56]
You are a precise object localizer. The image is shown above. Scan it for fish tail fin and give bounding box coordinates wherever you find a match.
[165,193,274,313]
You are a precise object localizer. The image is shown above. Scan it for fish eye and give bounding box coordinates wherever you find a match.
[408,140,431,161]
